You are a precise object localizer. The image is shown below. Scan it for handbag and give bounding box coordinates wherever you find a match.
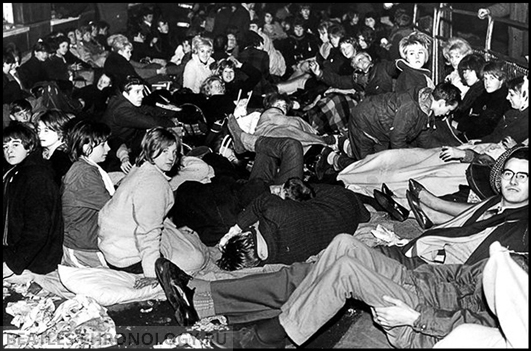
[466,154,496,200]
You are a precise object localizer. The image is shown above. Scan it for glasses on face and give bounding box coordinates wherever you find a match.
[501,169,529,182]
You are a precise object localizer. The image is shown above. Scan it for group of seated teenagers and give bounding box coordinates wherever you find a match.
[3,2,529,349]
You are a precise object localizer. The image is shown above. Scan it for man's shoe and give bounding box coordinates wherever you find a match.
[373,189,409,222]
[406,190,434,229]
[155,258,200,326]
[314,147,334,180]
[226,114,246,154]
[211,326,285,349]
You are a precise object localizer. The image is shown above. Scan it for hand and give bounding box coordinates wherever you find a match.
[372,295,420,328]
[227,55,242,68]
[309,60,320,76]
[324,87,336,96]
[501,136,517,149]
[477,8,490,20]
[439,146,465,162]
[156,66,167,75]
[120,159,133,174]
[133,277,159,289]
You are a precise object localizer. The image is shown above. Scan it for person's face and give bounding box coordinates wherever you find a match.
[405,44,427,69]
[97,74,112,90]
[3,61,14,74]
[357,35,368,49]
[209,80,225,95]
[352,53,371,72]
[500,158,529,207]
[340,42,356,59]
[87,140,110,164]
[318,29,328,43]
[119,46,133,61]
[183,41,192,53]
[144,14,154,24]
[293,25,304,37]
[99,27,108,36]
[329,34,341,48]
[82,31,92,42]
[448,50,464,70]
[226,34,237,50]
[249,23,259,32]
[432,100,457,117]
[281,21,291,32]
[35,50,49,62]
[75,29,83,41]
[351,14,359,25]
[3,138,30,165]
[57,41,69,56]
[483,73,504,93]
[264,13,273,24]
[67,31,76,45]
[91,26,98,38]
[365,17,376,29]
[272,100,289,114]
[507,88,525,110]
[153,142,177,172]
[124,84,144,107]
[11,109,31,123]
[222,67,235,83]
[300,8,310,19]
[197,45,213,64]
[462,68,479,86]
[37,121,61,149]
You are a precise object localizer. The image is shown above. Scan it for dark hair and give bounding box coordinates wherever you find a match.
[432,82,462,107]
[48,35,70,52]
[3,122,39,153]
[490,145,529,194]
[506,75,526,92]
[263,92,293,111]
[32,40,51,55]
[283,177,315,201]
[482,60,508,83]
[458,53,486,82]
[3,50,16,65]
[120,75,145,93]
[217,230,261,271]
[241,30,263,49]
[10,99,32,115]
[328,23,346,38]
[66,120,111,162]
[136,127,182,168]
[34,110,71,141]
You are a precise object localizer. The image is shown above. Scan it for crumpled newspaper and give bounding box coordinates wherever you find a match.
[371,224,410,247]
[154,316,228,349]
[4,295,117,348]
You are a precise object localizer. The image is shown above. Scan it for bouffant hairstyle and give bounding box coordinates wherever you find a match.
[399,32,431,63]
[442,37,473,63]
[457,53,486,82]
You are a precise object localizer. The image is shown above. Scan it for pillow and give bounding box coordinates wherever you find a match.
[57,265,166,306]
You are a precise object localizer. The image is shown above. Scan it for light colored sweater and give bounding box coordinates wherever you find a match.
[183,54,215,93]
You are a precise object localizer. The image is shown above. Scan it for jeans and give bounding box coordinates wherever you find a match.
[278,234,419,347]
[249,136,304,185]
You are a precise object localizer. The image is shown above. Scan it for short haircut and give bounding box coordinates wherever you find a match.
[213,57,236,76]
[3,50,16,65]
[200,75,225,97]
[482,60,508,83]
[442,37,473,62]
[32,40,51,55]
[328,23,346,38]
[10,99,32,115]
[217,229,261,271]
[458,53,486,82]
[263,92,293,110]
[490,145,529,193]
[49,35,70,52]
[120,75,144,93]
[34,109,71,141]
[432,82,462,107]
[136,127,182,167]
[357,25,376,46]
[3,121,39,153]
[506,75,526,92]
[283,177,315,201]
[399,32,431,63]
[66,119,111,161]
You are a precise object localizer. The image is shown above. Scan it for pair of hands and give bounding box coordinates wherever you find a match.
[371,295,420,328]
[439,136,517,162]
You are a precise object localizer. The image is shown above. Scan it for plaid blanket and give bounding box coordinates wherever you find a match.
[306,93,359,135]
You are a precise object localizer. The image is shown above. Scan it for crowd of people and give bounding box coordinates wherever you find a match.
[3,2,529,349]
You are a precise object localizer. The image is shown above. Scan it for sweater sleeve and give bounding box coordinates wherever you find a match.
[113,104,175,129]
[131,177,173,278]
[183,59,199,93]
